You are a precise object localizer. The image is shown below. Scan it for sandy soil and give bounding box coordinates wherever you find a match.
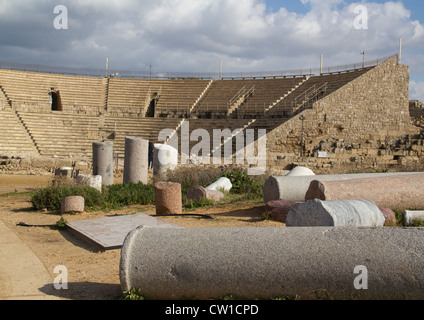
[0,173,284,300]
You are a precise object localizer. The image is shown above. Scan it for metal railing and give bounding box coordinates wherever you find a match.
[0,55,396,80]
[294,83,328,107]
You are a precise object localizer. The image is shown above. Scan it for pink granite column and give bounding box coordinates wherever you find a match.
[305,173,424,210]
[155,181,182,215]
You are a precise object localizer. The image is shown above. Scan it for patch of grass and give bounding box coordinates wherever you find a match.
[120,288,147,300]
[392,209,404,226]
[262,211,272,221]
[411,218,424,227]
[54,217,68,230]
[31,182,155,212]
[0,191,35,198]
[184,198,214,210]
[103,183,155,209]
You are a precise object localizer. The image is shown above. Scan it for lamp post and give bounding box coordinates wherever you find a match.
[361,51,365,68]
[299,115,305,162]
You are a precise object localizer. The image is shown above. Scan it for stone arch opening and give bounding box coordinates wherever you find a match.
[49,89,62,111]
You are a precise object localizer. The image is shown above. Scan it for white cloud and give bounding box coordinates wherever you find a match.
[0,0,422,77]
[410,81,424,102]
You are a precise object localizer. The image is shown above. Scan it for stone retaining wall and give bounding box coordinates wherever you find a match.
[265,56,424,173]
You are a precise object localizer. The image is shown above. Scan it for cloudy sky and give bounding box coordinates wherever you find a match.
[0,0,423,100]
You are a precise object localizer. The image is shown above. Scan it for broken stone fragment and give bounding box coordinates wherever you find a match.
[186,185,224,203]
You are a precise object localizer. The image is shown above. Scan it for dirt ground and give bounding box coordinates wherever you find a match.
[0,173,284,300]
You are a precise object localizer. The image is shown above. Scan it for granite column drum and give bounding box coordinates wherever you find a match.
[92,142,114,186]
[305,173,424,210]
[286,199,385,227]
[120,226,424,300]
[155,181,183,215]
[61,196,85,214]
[263,172,424,203]
[123,137,149,185]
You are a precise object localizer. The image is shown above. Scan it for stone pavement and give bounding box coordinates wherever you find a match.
[0,219,60,300]
[67,213,183,251]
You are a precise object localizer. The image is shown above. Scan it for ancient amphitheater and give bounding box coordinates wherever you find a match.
[0,54,423,174]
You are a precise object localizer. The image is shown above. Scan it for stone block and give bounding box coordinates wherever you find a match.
[54,167,76,179]
[380,208,397,226]
[403,210,424,226]
[305,173,424,210]
[266,200,298,223]
[286,166,315,177]
[205,177,232,192]
[76,174,102,192]
[155,181,182,215]
[186,186,224,203]
[120,226,424,300]
[61,196,85,214]
[286,199,385,227]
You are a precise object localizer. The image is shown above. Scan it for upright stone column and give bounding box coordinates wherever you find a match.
[92,142,114,186]
[123,137,149,185]
[153,144,178,177]
[155,181,182,215]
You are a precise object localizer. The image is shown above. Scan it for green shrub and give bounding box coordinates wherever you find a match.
[154,165,265,203]
[31,185,104,211]
[103,183,155,208]
[222,169,262,196]
[31,183,155,212]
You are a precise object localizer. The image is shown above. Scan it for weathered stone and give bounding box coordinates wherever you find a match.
[403,210,424,226]
[286,199,385,227]
[120,226,424,300]
[67,214,183,250]
[263,172,424,204]
[187,185,225,203]
[266,200,298,223]
[206,177,232,192]
[76,174,102,192]
[61,196,85,214]
[92,142,114,186]
[305,173,424,210]
[286,166,315,177]
[155,181,182,215]
[380,208,397,226]
[123,137,149,185]
[153,144,178,177]
[54,167,76,179]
